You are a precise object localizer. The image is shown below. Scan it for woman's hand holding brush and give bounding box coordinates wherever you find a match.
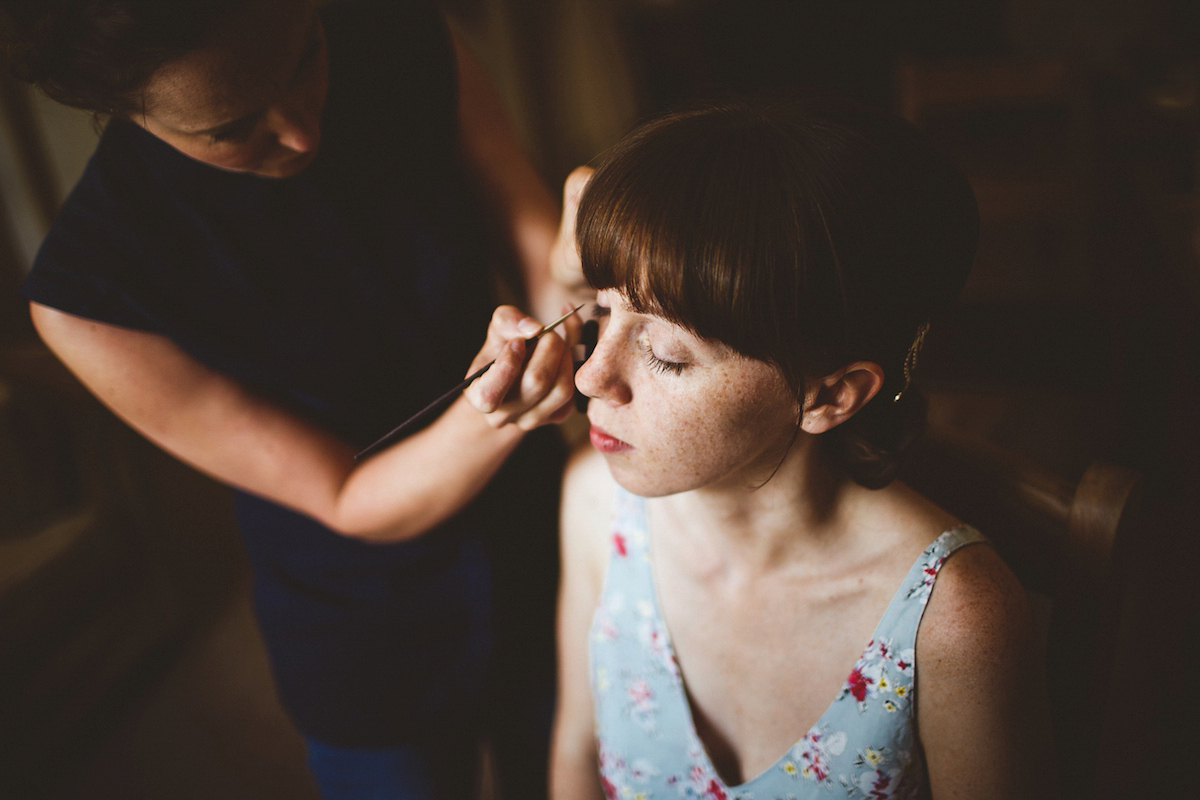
[464,303,584,430]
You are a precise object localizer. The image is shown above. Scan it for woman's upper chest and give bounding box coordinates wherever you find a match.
[648,530,918,784]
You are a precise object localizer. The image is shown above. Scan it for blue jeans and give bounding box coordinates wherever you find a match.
[305,738,478,800]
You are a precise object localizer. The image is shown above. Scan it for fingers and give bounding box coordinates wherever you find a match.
[509,308,582,429]
[470,337,525,412]
[464,304,583,428]
[464,305,539,373]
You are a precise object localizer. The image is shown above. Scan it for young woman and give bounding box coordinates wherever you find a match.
[2,1,582,797]
[551,97,1055,799]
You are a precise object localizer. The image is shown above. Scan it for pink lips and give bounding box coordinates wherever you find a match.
[590,424,632,454]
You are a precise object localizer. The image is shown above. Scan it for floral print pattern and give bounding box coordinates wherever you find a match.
[591,489,985,800]
[838,638,915,715]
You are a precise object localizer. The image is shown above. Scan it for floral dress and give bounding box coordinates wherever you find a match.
[590,489,986,800]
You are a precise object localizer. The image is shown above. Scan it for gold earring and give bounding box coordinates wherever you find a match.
[893,322,930,402]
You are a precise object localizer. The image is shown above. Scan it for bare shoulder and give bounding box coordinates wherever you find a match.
[916,537,1057,798]
[915,536,1056,798]
[919,537,1033,664]
[560,442,619,588]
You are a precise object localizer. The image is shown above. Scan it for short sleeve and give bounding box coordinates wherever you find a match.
[21,140,160,332]
[21,262,154,331]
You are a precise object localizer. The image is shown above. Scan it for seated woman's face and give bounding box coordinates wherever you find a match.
[577,289,800,497]
[134,0,328,178]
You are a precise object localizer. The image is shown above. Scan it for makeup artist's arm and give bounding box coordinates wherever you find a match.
[450,25,590,322]
[29,302,578,543]
[549,445,612,800]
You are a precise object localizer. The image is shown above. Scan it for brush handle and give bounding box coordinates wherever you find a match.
[353,366,489,461]
[354,305,582,461]
[355,348,531,461]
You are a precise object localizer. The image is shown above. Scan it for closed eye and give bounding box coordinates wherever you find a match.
[209,112,263,144]
[644,351,686,375]
[637,335,687,375]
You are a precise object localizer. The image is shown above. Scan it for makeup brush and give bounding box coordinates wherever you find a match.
[355,304,584,461]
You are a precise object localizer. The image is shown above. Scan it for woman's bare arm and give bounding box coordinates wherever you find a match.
[31,301,578,542]
[917,542,1059,799]
[550,444,614,800]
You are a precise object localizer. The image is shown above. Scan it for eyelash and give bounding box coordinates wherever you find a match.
[643,349,686,375]
[210,121,255,144]
[593,302,687,374]
[636,332,687,375]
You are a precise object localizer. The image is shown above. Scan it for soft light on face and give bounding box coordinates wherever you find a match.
[576,290,801,498]
[136,0,328,179]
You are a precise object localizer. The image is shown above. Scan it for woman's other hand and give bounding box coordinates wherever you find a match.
[549,166,594,293]
[464,304,582,429]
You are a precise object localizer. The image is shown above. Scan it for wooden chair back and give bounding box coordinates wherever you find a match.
[900,422,1142,800]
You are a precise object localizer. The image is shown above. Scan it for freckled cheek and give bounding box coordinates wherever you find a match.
[660,382,789,457]
[638,395,738,465]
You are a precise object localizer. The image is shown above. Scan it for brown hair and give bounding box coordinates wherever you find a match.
[578,95,978,488]
[1,0,245,117]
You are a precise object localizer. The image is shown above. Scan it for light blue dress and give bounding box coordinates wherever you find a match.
[590,489,986,800]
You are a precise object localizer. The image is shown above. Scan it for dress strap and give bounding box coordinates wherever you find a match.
[903,525,987,606]
[868,526,988,660]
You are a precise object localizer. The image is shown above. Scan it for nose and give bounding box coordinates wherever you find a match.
[574,327,632,406]
[267,101,321,153]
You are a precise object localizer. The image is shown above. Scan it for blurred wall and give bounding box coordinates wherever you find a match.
[0,80,95,274]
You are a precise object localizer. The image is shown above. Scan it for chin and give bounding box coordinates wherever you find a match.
[606,453,785,499]
[606,463,694,500]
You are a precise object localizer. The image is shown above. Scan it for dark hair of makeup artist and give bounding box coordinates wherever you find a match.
[0,0,244,117]
[577,95,979,489]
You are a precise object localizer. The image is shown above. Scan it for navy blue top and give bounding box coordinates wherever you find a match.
[23,0,559,746]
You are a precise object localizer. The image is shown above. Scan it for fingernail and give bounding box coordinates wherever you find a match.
[518,318,541,336]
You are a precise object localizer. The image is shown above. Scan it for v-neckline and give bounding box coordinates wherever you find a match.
[641,521,964,793]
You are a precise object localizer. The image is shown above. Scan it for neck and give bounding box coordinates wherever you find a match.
[650,437,870,574]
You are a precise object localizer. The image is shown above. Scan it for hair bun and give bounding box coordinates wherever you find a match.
[823,387,928,490]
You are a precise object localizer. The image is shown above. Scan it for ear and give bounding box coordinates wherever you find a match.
[800,361,886,435]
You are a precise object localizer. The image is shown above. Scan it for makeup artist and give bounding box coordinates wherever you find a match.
[1,0,584,797]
